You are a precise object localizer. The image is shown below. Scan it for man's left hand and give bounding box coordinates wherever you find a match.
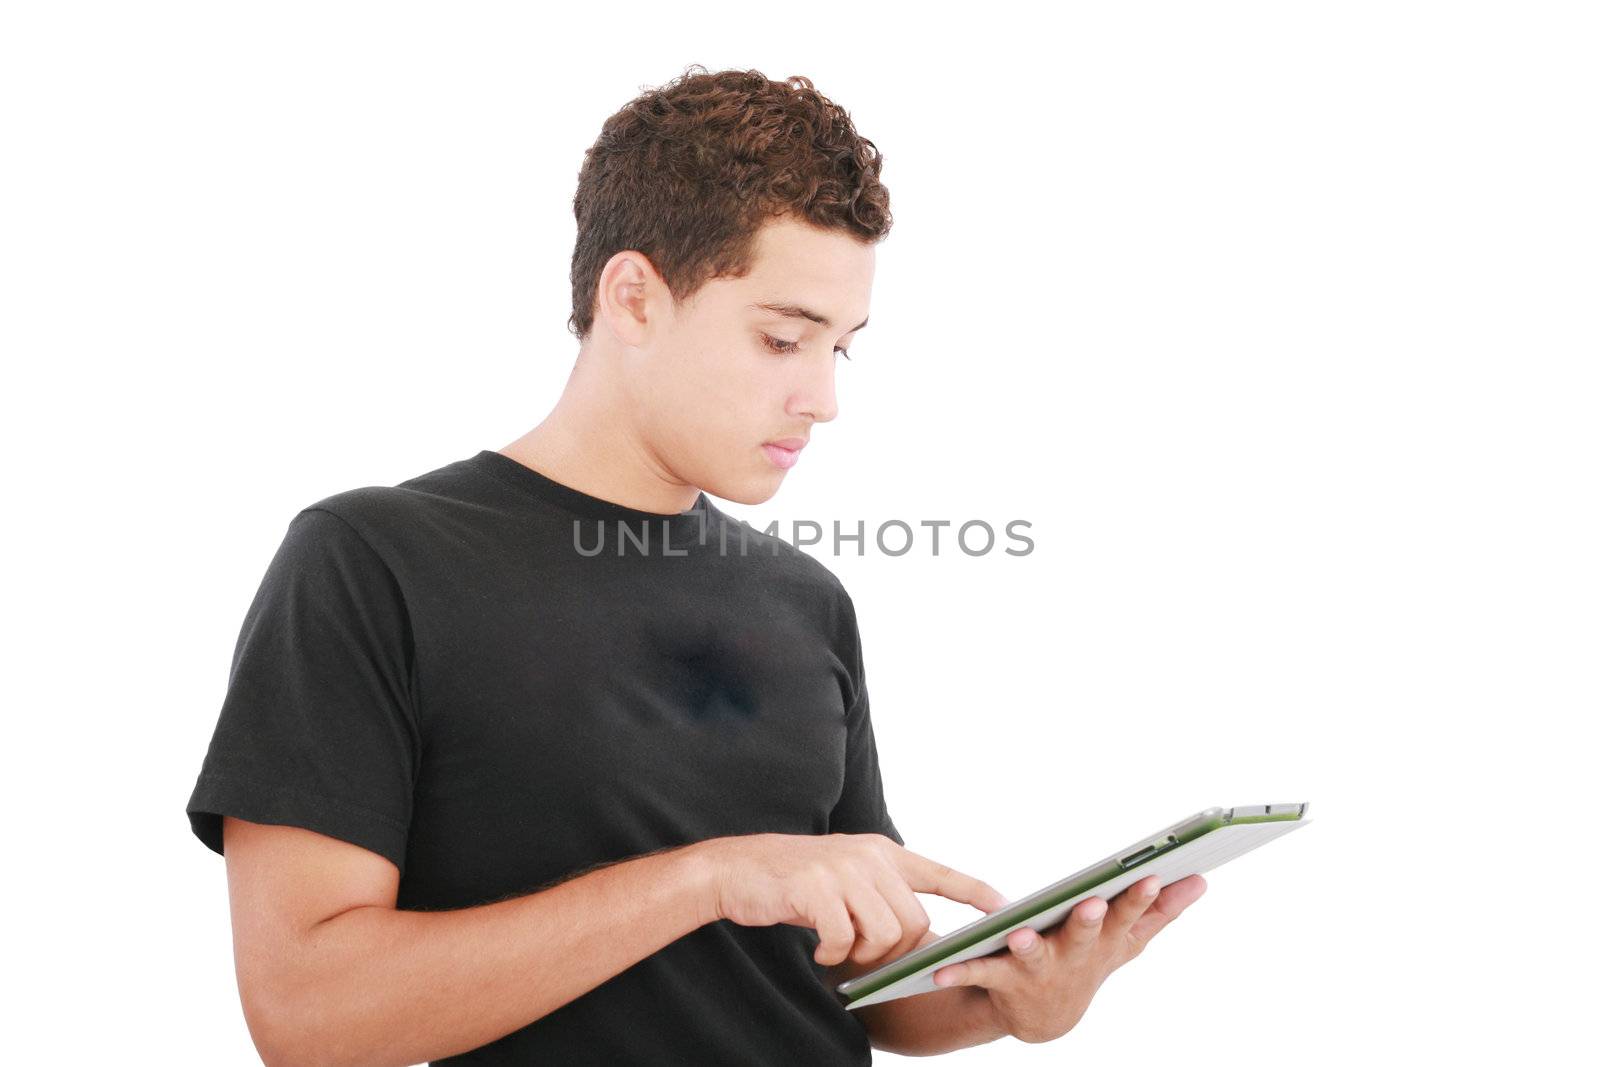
[929,873,1208,1044]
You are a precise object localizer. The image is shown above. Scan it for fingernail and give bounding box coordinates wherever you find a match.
[1016,931,1037,950]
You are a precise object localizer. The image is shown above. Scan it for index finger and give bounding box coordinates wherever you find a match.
[895,848,1009,913]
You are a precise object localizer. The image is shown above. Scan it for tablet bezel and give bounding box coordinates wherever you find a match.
[833,802,1308,1006]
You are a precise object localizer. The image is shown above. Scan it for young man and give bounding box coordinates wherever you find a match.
[186,66,1205,1065]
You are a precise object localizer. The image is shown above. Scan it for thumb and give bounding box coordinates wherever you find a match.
[932,952,1006,990]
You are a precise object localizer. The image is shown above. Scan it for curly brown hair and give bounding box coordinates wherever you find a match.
[566,65,892,341]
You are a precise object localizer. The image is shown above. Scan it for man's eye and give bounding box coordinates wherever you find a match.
[761,334,853,360]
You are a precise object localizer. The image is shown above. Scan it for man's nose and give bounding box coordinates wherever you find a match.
[790,359,839,424]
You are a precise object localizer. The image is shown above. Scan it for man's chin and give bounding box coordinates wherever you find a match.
[699,471,784,507]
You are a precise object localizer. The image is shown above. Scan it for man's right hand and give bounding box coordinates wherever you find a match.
[699,832,1009,968]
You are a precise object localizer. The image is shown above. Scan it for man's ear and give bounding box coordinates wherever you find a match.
[593,250,659,348]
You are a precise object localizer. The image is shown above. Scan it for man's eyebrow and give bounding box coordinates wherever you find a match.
[750,302,870,334]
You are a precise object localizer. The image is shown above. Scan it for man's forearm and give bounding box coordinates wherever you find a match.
[258,843,716,1067]
[858,983,1008,1056]
[841,932,1010,1057]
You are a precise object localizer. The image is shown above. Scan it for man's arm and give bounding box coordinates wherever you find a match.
[223,816,717,1067]
[826,931,1010,1057]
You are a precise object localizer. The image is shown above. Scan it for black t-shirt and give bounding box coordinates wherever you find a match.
[186,448,902,1064]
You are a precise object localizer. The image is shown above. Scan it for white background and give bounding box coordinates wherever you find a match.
[5,2,1596,1063]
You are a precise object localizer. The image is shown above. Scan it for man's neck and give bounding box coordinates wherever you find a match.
[497,400,702,517]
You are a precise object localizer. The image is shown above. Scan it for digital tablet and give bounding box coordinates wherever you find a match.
[835,802,1311,1010]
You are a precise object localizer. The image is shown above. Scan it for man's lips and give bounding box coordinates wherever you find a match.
[762,437,807,470]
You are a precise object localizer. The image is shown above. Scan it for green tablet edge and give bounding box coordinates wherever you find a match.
[834,803,1306,1006]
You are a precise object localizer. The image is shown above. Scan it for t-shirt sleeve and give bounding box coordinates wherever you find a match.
[827,591,904,846]
[185,506,421,875]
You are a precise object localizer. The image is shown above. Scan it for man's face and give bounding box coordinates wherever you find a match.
[625,214,875,506]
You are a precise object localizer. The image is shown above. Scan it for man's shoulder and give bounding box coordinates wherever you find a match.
[292,455,484,552]
[708,504,853,606]
[298,487,433,538]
